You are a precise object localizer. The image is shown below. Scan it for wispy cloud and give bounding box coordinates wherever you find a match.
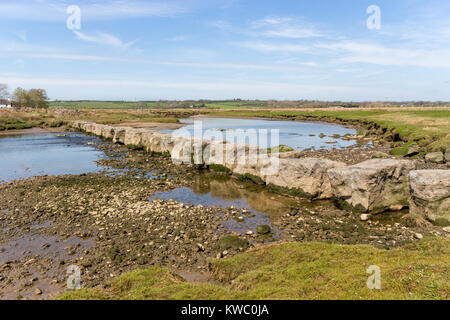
[73,31,136,49]
[1,50,320,73]
[0,0,186,21]
[167,35,189,42]
[251,16,323,39]
[316,41,450,68]
[231,41,308,53]
[209,15,324,39]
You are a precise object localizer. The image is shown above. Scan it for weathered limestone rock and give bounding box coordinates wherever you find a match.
[112,128,127,144]
[264,158,347,199]
[328,159,416,213]
[206,141,261,171]
[123,128,148,147]
[372,151,390,159]
[91,124,105,137]
[83,123,95,134]
[100,125,115,140]
[409,170,450,225]
[425,152,444,164]
[445,148,450,163]
[406,143,420,157]
[70,120,86,130]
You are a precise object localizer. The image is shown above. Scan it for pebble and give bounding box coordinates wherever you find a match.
[34,288,42,295]
[414,233,423,240]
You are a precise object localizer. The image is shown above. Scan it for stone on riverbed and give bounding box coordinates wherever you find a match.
[409,170,450,225]
[100,125,115,140]
[328,159,415,213]
[256,224,271,235]
[425,152,444,164]
[123,128,148,148]
[112,128,127,144]
[264,158,347,199]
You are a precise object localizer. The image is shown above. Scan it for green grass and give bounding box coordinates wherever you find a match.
[0,110,66,131]
[59,237,449,300]
[49,101,165,109]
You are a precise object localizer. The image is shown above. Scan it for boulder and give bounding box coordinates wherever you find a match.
[256,225,271,235]
[445,148,450,163]
[372,151,390,159]
[328,159,416,213]
[91,124,105,137]
[425,152,444,164]
[409,170,450,225]
[100,125,115,140]
[405,143,420,157]
[112,128,127,144]
[123,128,148,147]
[264,158,347,199]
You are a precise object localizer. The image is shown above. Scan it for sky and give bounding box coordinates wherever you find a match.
[0,0,450,101]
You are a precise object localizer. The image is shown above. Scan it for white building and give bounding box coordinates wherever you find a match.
[0,99,12,108]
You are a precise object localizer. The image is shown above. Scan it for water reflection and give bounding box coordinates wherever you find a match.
[150,174,309,238]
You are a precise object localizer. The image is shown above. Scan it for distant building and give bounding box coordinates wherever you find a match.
[0,99,11,108]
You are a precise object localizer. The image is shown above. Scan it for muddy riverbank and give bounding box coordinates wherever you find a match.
[1,135,446,300]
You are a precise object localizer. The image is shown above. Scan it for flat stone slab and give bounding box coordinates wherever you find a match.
[328,159,416,213]
[264,158,346,199]
[409,170,450,224]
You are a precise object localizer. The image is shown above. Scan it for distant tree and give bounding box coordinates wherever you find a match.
[0,83,9,103]
[27,89,49,108]
[12,87,28,107]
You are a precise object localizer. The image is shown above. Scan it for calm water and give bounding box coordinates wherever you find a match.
[0,132,107,182]
[149,174,318,238]
[165,117,357,150]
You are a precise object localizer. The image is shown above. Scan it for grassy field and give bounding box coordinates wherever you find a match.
[0,109,180,131]
[49,101,165,109]
[74,109,180,125]
[0,109,64,131]
[59,237,449,300]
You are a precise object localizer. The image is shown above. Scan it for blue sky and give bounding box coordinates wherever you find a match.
[0,0,450,101]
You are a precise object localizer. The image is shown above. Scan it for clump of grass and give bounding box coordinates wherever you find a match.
[59,238,449,300]
[267,145,294,154]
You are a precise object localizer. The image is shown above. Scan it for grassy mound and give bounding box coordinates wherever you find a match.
[59,238,449,300]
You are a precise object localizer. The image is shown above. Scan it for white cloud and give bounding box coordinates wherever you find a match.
[0,0,185,21]
[316,41,450,68]
[231,41,308,53]
[167,35,189,42]
[73,31,135,49]
[2,50,321,73]
[0,75,362,100]
[209,16,323,39]
[251,16,323,39]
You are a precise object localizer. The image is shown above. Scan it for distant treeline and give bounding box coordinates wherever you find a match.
[0,83,49,109]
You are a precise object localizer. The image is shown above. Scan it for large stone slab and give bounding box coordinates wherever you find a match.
[112,127,127,144]
[100,125,115,140]
[328,159,416,213]
[123,128,148,147]
[409,170,450,224]
[264,158,346,199]
[141,132,175,154]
